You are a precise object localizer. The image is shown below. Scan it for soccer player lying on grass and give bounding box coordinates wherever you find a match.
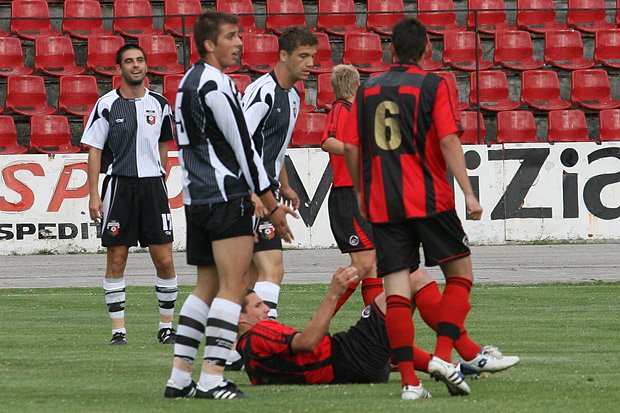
[236,266,519,398]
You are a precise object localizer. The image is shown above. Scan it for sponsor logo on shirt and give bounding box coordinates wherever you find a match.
[115,118,125,123]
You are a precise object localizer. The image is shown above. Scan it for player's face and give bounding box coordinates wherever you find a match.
[245,292,270,323]
[208,23,242,70]
[283,45,317,82]
[119,49,147,87]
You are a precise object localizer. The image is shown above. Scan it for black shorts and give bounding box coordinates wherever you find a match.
[373,209,471,277]
[253,217,282,253]
[328,187,374,253]
[101,175,173,247]
[331,302,391,384]
[185,197,254,266]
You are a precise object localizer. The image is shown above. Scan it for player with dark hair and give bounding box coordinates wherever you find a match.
[82,44,178,346]
[344,16,484,400]
[242,26,318,319]
[163,11,296,400]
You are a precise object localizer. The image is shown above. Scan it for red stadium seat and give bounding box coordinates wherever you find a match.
[30,115,81,154]
[594,29,620,70]
[494,30,544,71]
[111,75,150,89]
[34,36,85,77]
[295,81,316,113]
[470,71,520,112]
[432,71,468,111]
[467,0,517,35]
[316,73,335,110]
[6,75,56,116]
[496,110,538,143]
[566,0,614,34]
[311,32,336,74]
[229,74,252,95]
[266,0,306,34]
[241,34,279,74]
[58,75,99,116]
[459,111,486,144]
[617,0,620,25]
[164,0,202,38]
[291,112,327,147]
[516,0,567,34]
[521,70,571,111]
[0,116,28,155]
[544,29,595,70]
[417,0,466,36]
[342,33,390,73]
[599,109,620,141]
[443,31,493,71]
[87,35,125,77]
[168,139,179,151]
[0,36,33,77]
[138,35,184,76]
[317,0,365,36]
[366,0,405,36]
[163,74,183,109]
[10,0,60,40]
[571,69,620,110]
[63,0,111,40]
[421,48,444,71]
[114,0,162,39]
[216,0,264,36]
[547,110,590,143]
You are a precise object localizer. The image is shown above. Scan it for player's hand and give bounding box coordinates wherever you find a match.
[252,193,268,218]
[465,193,483,220]
[329,266,359,297]
[89,195,103,223]
[268,204,298,243]
[280,185,300,210]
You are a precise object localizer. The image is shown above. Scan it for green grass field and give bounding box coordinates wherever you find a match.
[1,282,619,413]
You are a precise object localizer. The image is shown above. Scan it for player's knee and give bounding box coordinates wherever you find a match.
[153,254,174,273]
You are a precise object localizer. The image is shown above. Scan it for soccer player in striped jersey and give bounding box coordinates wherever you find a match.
[344,17,484,400]
[241,26,318,320]
[163,12,296,400]
[82,44,178,347]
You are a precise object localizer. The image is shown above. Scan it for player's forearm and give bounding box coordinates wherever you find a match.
[87,147,102,196]
[440,134,475,197]
[158,141,168,173]
[292,292,339,352]
[278,165,290,188]
[343,143,361,193]
[321,138,345,155]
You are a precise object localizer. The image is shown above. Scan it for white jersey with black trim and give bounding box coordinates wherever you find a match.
[81,88,173,178]
[242,72,300,190]
[175,60,272,205]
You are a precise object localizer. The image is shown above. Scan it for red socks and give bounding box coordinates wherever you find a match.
[361,277,384,305]
[386,295,419,387]
[433,277,473,361]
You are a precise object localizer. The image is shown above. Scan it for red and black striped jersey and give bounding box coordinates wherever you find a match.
[345,63,462,223]
[237,320,335,385]
[321,99,353,188]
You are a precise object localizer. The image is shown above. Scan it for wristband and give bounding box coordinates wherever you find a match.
[268,204,280,217]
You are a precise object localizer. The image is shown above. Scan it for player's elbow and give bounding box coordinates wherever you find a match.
[291,333,321,353]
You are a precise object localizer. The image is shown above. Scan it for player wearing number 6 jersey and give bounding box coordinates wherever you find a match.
[344,17,484,400]
[82,44,179,347]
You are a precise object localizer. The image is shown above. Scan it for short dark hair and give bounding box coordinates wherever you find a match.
[392,17,428,62]
[193,11,240,58]
[278,25,318,54]
[115,44,146,66]
[240,289,255,313]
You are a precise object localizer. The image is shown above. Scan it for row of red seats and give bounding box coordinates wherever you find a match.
[6,0,620,41]
[460,109,620,144]
[5,27,619,80]
[2,109,620,155]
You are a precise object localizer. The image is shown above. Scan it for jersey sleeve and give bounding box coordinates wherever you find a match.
[246,321,298,356]
[81,98,110,149]
[158,99,174,143]
[433,78,462,140]
[204,86,273,195]
[242,85,272,139]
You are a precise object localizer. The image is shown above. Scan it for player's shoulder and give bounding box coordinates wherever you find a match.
[96,89,121,107]
[146,88,170,108]
[245,73,276,97]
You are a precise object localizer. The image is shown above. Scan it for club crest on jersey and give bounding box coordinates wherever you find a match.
[349,235,360,246]
[146,110,157,125]
[361,305,372,318]
[258,222,276,240]
[107,220,120,237]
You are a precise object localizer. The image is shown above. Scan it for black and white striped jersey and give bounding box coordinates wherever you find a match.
[81,88,173,178]
[175,61,272,205]
[242,72,300,190]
